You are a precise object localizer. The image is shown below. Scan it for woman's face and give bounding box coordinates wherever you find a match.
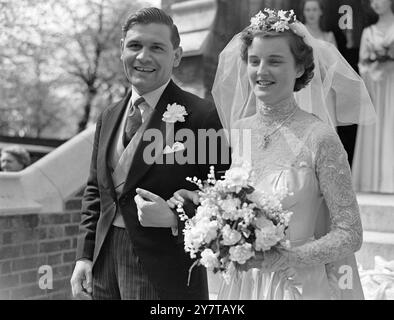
[303,0,323,25]
[0,152,24,172]
[370,0,393,15]
[247,35,303,106]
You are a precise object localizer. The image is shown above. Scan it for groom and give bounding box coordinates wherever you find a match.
[70,7,229,300]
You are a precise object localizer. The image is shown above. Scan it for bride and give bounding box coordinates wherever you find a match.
[168,9,376,300]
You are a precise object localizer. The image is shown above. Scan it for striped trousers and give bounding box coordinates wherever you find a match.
[92,226,159,300]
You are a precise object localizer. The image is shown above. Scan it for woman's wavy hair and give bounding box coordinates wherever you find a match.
[240,27,315,92]
[299,0,327,32]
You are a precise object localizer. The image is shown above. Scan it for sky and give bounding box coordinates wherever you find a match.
[145,0,161,7]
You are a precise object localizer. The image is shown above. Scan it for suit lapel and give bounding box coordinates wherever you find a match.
[100,88,132,198]
[120,80,180,197]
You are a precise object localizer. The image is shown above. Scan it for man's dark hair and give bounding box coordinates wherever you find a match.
[122,7,180,48]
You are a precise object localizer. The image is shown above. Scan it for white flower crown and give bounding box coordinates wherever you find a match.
[250,8,297,32]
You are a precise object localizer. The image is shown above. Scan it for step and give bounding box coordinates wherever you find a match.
[357,193,394,233]
[356,231,394,269]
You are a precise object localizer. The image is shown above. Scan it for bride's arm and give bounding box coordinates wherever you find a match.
[286,125,363,267]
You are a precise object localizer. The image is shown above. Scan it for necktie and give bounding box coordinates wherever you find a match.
[123,97,145,147]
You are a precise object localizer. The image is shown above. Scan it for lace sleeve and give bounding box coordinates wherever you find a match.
[287,125,363,267]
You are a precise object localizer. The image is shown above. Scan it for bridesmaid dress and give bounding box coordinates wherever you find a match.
[352,23,394,193]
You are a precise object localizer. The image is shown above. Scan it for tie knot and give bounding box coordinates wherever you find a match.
[134,97,145,108]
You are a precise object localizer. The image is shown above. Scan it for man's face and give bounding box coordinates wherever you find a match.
[120,23,182,95]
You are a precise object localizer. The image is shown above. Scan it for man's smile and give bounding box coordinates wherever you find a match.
[134,66,156,73]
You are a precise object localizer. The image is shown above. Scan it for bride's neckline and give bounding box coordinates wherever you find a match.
[257,96,299,125]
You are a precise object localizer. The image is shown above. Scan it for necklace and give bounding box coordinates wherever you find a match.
[259,106,298,149]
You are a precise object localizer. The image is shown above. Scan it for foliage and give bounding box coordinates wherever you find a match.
[0,0,147,138]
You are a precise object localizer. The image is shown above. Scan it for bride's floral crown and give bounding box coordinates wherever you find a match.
[250,9,297,32]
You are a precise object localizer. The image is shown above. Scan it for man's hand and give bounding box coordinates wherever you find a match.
[70,259,93,300]
[135,188,177,228]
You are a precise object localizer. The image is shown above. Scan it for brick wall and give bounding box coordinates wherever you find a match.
[0,195,82,300]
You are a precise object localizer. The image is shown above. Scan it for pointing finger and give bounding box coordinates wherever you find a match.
[136,188,158,201]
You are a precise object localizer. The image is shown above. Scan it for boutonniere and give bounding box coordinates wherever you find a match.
[162,103,188,123]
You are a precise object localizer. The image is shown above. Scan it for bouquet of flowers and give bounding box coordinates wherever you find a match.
[177,162,293,284]
[363,42,394,64]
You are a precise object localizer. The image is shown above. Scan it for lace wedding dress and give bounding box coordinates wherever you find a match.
[217,98,365,300]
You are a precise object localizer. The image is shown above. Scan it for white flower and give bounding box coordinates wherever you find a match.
[221,197,240,213]
[281,211,293,227]
[162,103,188,123]
[200,249,220,269]
[184,224,205,254]
[254,217,283,251]
[240,209,254,225]
[219,197,241,220]
[229,243,254,264]
[278,9,295,22]
[264,8,276,18]
[272,21,289,32]
[248,188,290,214]
[196,205,217,219]
[221,225,242,246]
[221,206,243,221]
[250,10,266,28]
[183,217,219,256]
[197,217,219,243]
[278,10,288,21]
[223,164,251,192]
[250,9,296,32]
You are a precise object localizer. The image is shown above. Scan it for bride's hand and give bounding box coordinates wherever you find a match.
[243,247,291,274]
[167,189,200,209]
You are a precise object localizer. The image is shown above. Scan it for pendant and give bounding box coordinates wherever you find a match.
[261,135,271,149]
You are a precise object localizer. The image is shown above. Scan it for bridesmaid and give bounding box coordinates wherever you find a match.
[352,0,394,193]
[299,0,338,47]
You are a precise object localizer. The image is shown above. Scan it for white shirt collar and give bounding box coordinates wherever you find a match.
[130,78,171,109]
